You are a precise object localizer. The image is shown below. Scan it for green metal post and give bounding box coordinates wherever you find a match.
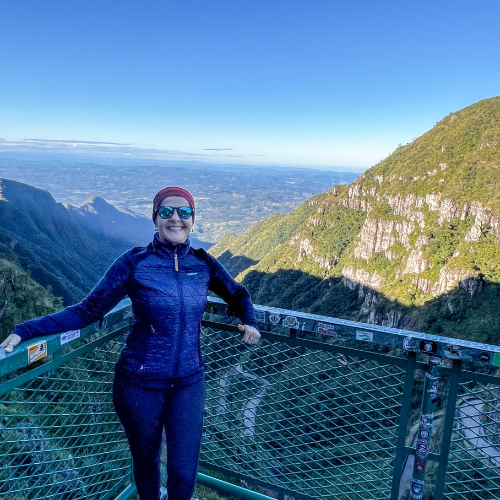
[409,355,441,499]
[391,351,417,499]
[433,359,462,499]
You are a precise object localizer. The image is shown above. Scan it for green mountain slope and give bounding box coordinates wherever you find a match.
[0,258,62,337]
[0,179,132,305]
[209,199,319,277]
[210,96,500,344]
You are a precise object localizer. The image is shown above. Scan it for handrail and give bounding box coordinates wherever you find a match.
[2,297,500,378]
[1,297,500,500]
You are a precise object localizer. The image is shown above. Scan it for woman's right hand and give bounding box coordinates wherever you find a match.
[1,334,21,353]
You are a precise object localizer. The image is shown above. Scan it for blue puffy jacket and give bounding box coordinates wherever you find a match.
[14,235,258,388]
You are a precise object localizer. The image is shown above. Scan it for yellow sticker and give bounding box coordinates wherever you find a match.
[28,341,47,364]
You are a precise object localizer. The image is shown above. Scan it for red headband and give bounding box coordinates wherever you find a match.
[152,187,195,222]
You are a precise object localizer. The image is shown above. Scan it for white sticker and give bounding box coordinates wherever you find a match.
[356,330,373,342]
[61,330,81,345]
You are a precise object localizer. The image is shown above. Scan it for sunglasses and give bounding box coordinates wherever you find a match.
[156,206,194,220]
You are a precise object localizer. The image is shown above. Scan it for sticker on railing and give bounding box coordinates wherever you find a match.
[254,310,266,323]
[478,351,490,363]
[28,341,47,364]
[493,353,500,367]
[419,429,430,439]
[355,330,373,342]
[317,322,336,337]
[61,330,81,345]
[419,340,437,354]
[410,479,424,499]
[414,460,426,475]
[282,316,299,329]
[427,381,439,402]
[269,313,281,325]
[416,440,429,458]
[444,344,461,358]
[403,336,417,351]
[420,413,433,429]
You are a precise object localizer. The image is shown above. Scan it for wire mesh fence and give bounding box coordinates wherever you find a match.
[200,326,407,500]
[0,333,131,500]
[1,299,500,500]
[443,378,500,500]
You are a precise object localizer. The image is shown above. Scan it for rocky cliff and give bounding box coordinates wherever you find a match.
[210,96,500,344]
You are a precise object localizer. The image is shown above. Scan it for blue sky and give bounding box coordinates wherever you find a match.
[0,0,499,171]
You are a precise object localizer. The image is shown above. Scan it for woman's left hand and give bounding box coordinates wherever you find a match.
[238,324,261,345]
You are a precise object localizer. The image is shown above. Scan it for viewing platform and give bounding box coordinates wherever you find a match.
[1,298,500,500]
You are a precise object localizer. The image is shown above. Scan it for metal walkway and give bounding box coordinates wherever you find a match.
[1,298,500,500]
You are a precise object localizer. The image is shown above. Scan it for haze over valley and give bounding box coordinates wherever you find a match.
[0,158,359,244]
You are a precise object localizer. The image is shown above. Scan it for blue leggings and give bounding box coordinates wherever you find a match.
[113,374,205,500]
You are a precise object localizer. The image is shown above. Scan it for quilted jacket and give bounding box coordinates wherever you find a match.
[13,235,258,387]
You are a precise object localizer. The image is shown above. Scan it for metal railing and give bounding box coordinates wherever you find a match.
[1,298,500,500]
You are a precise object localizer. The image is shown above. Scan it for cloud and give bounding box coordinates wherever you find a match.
[0,138,244,161]
[24,138,130,146]
[203,148,233,151]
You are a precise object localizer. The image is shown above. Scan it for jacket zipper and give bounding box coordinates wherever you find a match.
[173,248,184,376]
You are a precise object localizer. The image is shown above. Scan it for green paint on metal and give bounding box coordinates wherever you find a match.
[197,473,275,500]
[409,357,442,499]
[0,329,132,500]
[113,484,137,500]
[391,351,417,500]
[434,359,462,499]
[493,352,500,367]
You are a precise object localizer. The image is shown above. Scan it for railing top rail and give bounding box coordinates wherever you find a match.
[0,299,133,378]
[2,296,500,379]
[209,297,500,363]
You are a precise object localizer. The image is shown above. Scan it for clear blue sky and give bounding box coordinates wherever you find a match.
[1,0,499,170]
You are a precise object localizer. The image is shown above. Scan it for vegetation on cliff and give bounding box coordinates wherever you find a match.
[0,178,139,305]
[0,259,61,337]
[210,96,500,344]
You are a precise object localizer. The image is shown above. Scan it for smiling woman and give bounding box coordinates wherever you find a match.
[153,187,195,245]
[1,185,261,500]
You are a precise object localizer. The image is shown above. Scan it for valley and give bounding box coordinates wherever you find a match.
[0,159,359,244]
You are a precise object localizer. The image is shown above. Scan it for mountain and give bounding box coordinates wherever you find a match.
[0,179,135,305]
[0,178,215,310]
[0,159,359,243]
[66,196,212,250]
[65,196,154,247]
[210,96,500,344]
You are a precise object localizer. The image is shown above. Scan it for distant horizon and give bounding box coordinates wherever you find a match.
[0,147,366,174]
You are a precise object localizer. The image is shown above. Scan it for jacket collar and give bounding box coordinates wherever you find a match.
[151,233,191,258]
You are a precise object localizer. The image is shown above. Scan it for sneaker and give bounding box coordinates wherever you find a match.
[160,486,168,500]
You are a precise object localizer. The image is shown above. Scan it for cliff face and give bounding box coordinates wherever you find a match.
[211,96,500,343]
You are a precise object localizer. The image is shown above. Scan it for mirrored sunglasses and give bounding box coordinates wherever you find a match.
[157,206,194,219]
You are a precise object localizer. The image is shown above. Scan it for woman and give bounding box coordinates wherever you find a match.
[1,186,261,500]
